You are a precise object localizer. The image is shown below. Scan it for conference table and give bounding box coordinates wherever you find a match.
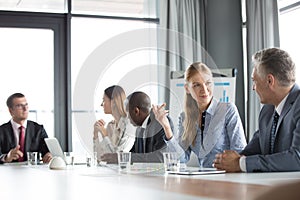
[1,163,300,200]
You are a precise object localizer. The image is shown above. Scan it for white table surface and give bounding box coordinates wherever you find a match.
[1,163,300,200]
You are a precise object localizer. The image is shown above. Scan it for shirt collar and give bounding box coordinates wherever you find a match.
[206,98,218,115]
[276,93,289,116]
[10,119,27,129]
[141,114,150,129]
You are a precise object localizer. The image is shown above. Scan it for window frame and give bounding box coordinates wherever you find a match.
[0,3,158,152]
[0,10,71,151]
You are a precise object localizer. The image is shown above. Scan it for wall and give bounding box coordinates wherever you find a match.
[206,0,245,126]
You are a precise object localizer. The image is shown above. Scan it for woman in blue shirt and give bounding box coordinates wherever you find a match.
[153,62,246,167]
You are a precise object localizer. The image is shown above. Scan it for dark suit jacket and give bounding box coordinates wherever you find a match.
[241,84,300,172]
[0,120,50,164]
[130,110,174,162]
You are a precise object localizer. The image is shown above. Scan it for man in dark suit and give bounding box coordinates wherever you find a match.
[213,47,300,172]
[101,91,174,163]
[0,93,52,164]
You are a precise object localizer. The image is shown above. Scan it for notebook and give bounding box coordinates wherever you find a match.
[167,168,225,175]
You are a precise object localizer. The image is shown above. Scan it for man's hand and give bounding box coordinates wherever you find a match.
[5,145,23,162]
[213,150,242,172]
[100,153,118,164]
[42,152,53,163]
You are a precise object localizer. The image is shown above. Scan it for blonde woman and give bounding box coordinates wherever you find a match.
[93,85,135,159]
[153,62,246,168]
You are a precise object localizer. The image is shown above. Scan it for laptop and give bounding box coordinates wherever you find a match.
[44,138,65,160]
[167,168,225,175]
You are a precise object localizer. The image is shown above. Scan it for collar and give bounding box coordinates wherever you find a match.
[206,98,218,115]
[276,93,289,116]
[141,114,150,129]
[10,119,27,129]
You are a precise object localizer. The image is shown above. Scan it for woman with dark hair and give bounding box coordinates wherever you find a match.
[93,85,135,159]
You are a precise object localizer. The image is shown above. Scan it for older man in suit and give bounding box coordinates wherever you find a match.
[213,47,300,172]
[101,91,174,163]
[0,93,52,164]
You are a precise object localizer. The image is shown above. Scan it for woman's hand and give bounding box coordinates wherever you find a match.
[152,103,173,140]
[93,119,107,138]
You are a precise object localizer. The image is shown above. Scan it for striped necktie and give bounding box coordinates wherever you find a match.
[269,112,279,154]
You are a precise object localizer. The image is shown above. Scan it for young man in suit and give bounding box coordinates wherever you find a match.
[101,91,174,163]
[0,93,52,164]
[213,47,300,172]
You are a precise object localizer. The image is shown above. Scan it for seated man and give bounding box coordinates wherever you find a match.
[213,48,300,172]
[0,93,52,164]
[101,91,174,163]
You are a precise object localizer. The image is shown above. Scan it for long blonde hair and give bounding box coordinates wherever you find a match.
[182,62,213,146]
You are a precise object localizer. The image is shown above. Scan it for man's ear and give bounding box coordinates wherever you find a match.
[134,107,140,115]
[184,84,190,94]
[267,74,275,86]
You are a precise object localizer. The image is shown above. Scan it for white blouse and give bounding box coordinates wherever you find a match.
[93,116,136,159]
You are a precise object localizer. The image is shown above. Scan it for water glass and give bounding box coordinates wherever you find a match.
[163,152,179,172]
[64,152,74,165]
[117,151,131,173]
[27,152,38,165]
[86,152,97,167]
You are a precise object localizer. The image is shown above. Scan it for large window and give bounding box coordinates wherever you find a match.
[0,0,158,153]
[72,0,157,18]
[0,0,65,13]
[0,27,54,137]
[71,17,158,155]
[278,0,300,85]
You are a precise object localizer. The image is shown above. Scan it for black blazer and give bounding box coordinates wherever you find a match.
[130,110,174,162]
[0,120,50,164]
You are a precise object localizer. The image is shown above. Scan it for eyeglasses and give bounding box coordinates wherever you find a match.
[13,103,28,110]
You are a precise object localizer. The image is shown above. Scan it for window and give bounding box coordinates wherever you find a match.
[278,0,300,85]
[71,17,158,155]
[0,27,54,137]
[0,0,66,13]
[72,0,157,18]
[0,0,159,154]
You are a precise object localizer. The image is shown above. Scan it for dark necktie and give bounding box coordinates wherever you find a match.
[18,126,25,162]
[270,112,279,154]
[137,128,145,153]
